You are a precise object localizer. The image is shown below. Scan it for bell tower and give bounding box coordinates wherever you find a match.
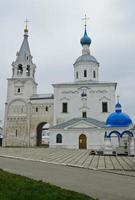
[7,23,37,101]
[3,23,38,147]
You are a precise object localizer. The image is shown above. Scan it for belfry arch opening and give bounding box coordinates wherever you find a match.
[26,65,30,76]
[36,122,50,146]
[17,64,23,75]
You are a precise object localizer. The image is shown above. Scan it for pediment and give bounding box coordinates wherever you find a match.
[60,97,70,101]
[79,106,90,110]
[50,117,105,130]
[66,120,97,129]
[99,96,111,101]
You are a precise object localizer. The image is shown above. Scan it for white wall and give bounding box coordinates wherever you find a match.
[49,128,105,150]
[53,83,116,125]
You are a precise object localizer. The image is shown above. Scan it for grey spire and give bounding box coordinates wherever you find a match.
[12,25,36,80]
[16,28,32,63]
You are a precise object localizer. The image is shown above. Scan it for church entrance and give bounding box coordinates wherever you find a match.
[79,134,87,149]
[36,122,50,146]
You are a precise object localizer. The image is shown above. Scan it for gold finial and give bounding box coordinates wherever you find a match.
[117,95,120,103]
[82,14,89,28]
[24,19,29,32]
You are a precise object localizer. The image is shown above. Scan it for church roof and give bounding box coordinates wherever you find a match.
[16,29,31,63]
[30,93,54,100]
[74,54,99,65]
[50,117,105,129]
[106,102,133,127]
[52,81,117,88]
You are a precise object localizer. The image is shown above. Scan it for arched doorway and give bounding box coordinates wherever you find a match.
[79,134,87,149]
[108,131,120,149]
[120,131,133,155]
[36,122,50,146]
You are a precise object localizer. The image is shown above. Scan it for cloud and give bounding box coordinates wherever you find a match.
[0,0,135,123]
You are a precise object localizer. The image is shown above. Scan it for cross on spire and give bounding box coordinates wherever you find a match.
[117,95,120,103]
[24,19,29,32]
[82,14,89,28]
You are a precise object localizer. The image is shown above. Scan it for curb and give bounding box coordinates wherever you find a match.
[0,154,135,177]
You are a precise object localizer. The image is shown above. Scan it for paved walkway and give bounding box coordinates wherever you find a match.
[0,148,135,176]
[0,156,135,200]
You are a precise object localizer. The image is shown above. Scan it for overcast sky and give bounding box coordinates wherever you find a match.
[0,0,135,124]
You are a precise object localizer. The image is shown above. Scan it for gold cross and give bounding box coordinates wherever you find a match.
[24,19,29,30]
[117,95,120,103]
[82,14,89,27]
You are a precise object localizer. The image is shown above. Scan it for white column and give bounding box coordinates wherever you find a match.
[129,137,135,156]
[104,137,113,155]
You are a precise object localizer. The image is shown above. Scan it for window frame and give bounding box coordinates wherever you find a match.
[102,102,108,113]
[84,70,87,77]
[16,129,17,137]
[82,111,87,118]
[45,106,48,112]
[17,64,23,75]
[62,102,68,113]
[17,88,21,93]
[56,134,62,143]
[93,70,96,78]
[76,71,78,79]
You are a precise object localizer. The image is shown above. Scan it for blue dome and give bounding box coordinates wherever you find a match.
[80,28,91,46]
[106,103,133,127]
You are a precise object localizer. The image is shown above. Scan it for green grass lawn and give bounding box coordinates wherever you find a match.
[0,169,97,200]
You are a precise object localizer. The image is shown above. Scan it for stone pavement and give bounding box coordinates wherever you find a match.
[1,156,135,200]
[0,147,135,176]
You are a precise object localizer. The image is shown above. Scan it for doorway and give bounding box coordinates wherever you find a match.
[79,134,87,149]
[36,122,50,146]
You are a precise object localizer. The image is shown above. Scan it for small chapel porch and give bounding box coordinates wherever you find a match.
[104,129,135,156]
[49,117,106,150]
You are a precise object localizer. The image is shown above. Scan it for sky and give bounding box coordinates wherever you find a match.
[0,0,135,124]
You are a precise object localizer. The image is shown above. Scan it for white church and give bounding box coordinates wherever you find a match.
[3,21,135,155]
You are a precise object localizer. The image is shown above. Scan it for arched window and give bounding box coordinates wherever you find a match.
[76,71,78,79]
[46,106,48,112]
[17,88,20,93]
[56,134,62,143]
[93,70,96,78]
[84,70,87,77]
[17,64,23,75]
[108,131,121,138]
[26,65,30,76]
[81,91,87,97]
[121,131,133,138]
[16,129,17,137]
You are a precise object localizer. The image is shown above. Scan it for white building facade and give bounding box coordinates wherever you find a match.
[3,27,54,147]
[3,24,135,155]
